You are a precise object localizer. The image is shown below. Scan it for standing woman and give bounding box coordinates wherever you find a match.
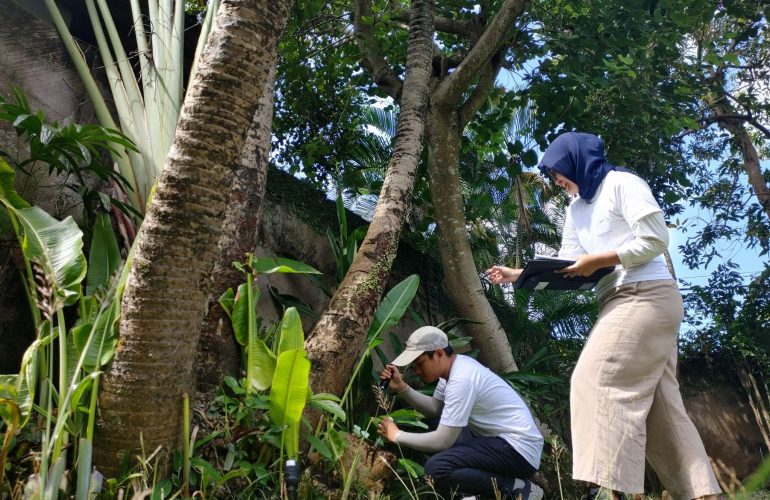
[486,132,721,499]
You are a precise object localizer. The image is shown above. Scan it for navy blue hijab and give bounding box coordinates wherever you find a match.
[538,132,623,202]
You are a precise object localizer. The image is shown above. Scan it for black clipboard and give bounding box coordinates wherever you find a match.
[513,258,615,291]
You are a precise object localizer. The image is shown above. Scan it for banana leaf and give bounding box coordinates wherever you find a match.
[72,300,119,371]
[218,288,235,320]
[86,212,121,294]
[366,274,419,345]
[269,349,310,457]
[277,307,304,355]
[1,204,86,306]
[246,330,276,393]
[230,282,259,347]
[308,393,345,421]
[249,255,322,275]
[14,336,43,424]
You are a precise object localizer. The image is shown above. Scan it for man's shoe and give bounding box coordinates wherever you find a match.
[513,479,544,500]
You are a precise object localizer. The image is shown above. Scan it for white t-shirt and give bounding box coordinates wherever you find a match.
[433,355,543,469]
[558,170,672,296]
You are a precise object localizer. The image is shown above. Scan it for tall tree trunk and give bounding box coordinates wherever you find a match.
[348,0,527,373]
[418,0,527,373]
[306,0,434,397]
[93,0,293,474]
[425,105,518,372]
[195,64,277,394]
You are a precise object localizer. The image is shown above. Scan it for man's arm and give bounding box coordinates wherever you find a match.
[380,364,443,417]
[399,386,443,418]
[378,420,462,453]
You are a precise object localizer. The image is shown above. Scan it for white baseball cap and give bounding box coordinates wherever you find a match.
[391,326,449,366]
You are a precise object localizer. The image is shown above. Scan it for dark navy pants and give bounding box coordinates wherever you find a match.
[424,435,536,499]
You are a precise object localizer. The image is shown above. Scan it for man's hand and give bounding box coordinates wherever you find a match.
[484,265,522,285]
[380,364,408,393]
[378,417,400,443]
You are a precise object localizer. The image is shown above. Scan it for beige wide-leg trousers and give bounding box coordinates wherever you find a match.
[571,279,721,498]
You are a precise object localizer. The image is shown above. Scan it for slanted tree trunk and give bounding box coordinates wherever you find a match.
[195,64,277,394]
[93,0,293,474]
[306,0,434,397]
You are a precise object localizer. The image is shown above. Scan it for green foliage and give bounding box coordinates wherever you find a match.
[274,4,373,187]
[0,85,139,222]
[86,212,121,293]
[219,255,321,393]
[0,198,124,497]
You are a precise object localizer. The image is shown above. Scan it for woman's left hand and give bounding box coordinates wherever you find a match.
[558,254,603,278]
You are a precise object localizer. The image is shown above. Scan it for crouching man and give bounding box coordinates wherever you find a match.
[378,326,544,499]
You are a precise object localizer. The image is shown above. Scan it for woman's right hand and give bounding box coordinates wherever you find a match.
[380,364,407,393]
[484,266,522,285]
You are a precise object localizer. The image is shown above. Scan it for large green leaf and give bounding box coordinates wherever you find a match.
[0,157,29,208]
[249,256,322,275]
[86,212,121,294]
[218,288,235,320]
[269,349,310,457]
[0,204,86,306]
[72,300,119,371]
[0,157,29,233]
[246,335,276,393]
[230,282,259,346]
[277,307,304,355]
[366,274,419,344]
[308,393,346,421]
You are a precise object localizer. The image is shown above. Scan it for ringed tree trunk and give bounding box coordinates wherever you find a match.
[93,0,293,474]
[306,0,434,397]
[195,63,278,394]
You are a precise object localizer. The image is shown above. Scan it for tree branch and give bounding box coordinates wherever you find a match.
[459,58,501,128]
[703,113,770,140]
[354,0,403,100]
[435,0,527,105]
[707,97,770,219]
[391,8,475,36]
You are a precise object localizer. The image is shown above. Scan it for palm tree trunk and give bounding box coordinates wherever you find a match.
[195,63,277,394]
[306,0,434,397]
[93,0,293,474]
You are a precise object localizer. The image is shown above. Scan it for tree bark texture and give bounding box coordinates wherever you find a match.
[93,0,293,474]
[306,0,434,397]
[425,106,518,372]
[195,63,277,394]
[420,0,527,373]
